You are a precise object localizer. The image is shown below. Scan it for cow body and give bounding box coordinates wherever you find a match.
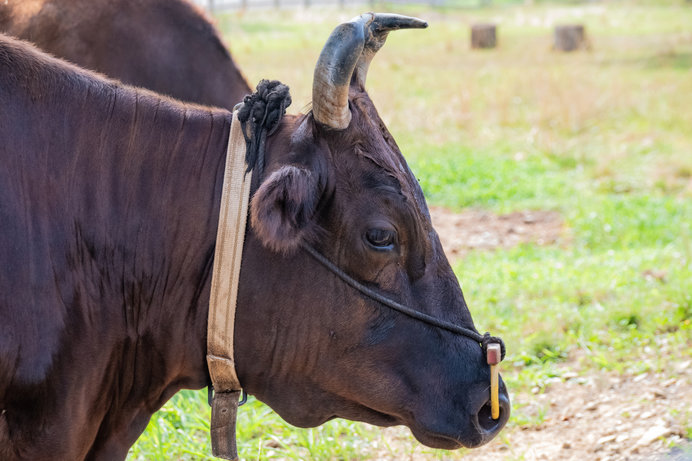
[1,13,509,459]
[0,36,230,459]
[0,0,251,109]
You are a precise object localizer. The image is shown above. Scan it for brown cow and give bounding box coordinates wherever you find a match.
[0,0,251,109]
[0,13,509,461]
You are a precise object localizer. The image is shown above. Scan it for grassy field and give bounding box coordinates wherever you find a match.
[129,1,692,459]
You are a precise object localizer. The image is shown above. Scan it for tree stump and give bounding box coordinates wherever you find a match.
[471,24,497,49]
[553,25,586,52]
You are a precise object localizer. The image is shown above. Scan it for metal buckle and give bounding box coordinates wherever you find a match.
[208,387,248,407]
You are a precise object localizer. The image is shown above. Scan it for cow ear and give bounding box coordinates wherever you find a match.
[250,165,321,254]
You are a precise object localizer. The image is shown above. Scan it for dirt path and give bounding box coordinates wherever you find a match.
[429,207,564,260]
[377,208,692,460]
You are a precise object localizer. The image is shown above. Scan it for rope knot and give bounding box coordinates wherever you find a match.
[237,79,292,179]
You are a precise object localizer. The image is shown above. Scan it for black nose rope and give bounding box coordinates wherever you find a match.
[239,79,506,362]
[300,243,506,360]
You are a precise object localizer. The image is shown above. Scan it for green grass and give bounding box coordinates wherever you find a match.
[129,2,692,459]
[129,391,388,460]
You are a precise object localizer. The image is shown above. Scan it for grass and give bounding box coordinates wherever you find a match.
[129,1,692,459]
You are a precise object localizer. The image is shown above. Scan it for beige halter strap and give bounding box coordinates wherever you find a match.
[206,108,251,460]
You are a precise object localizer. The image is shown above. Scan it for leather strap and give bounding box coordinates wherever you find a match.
[207,109,251,460]
[209,390,242,459]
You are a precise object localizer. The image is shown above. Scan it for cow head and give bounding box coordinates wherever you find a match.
[236,13,510,449]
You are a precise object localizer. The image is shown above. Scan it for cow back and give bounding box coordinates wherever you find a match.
[0,0,251,109]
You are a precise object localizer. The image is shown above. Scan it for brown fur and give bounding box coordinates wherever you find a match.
[0,0,251,109]
[0,32,508,461]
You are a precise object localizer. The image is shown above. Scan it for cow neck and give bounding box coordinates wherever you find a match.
[206,108,250,461]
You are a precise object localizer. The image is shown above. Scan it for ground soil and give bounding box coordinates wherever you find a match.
[429,207,565,260]
[376,208,692,461]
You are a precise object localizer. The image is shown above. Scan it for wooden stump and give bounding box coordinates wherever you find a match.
[471,24,497,49]
[553,25,586,52]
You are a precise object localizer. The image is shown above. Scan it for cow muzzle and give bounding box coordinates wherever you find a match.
[409,377,510,450]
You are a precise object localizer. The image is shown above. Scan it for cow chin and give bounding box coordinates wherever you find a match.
[406,415,501,450]
[409,429,466,450]
[408,419,485,450]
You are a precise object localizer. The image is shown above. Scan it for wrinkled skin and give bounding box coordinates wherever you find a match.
[0,0,251,109]
[0,34,507,461]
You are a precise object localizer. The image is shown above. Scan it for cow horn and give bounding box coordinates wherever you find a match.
[312,13,428,130]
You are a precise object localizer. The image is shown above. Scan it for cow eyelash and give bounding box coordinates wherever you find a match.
[365,228,397,251]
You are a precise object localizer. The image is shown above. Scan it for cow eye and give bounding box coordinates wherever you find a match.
[365,228,396,251]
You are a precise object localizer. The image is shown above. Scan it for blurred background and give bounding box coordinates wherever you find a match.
[129,0,691,459]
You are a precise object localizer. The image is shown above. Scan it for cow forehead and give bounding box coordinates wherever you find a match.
[362,150,434,236]
[340,101,434,234]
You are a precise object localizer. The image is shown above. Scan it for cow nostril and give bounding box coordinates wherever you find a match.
[477,401,500,432]
[467,382,510,445]
[474,392,510,438]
